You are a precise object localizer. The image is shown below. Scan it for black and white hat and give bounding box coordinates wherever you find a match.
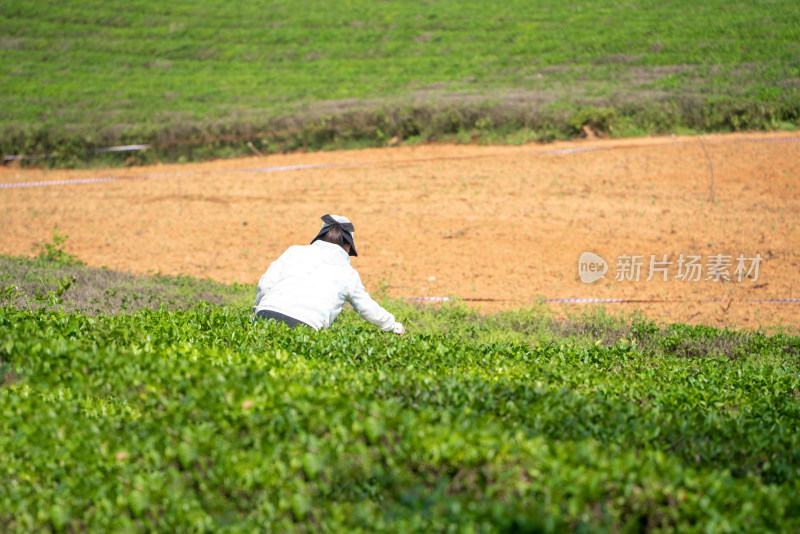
[310,214,357,256]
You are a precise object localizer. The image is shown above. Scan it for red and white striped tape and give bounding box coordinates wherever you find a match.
[408,296,800,304]
[0,164,352,190]
[3,135,799,190]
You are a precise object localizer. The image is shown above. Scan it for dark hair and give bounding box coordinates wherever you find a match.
[319,225,348,251]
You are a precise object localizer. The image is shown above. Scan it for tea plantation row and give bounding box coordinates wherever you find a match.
[1,304,799,532]
[3,0,799,164]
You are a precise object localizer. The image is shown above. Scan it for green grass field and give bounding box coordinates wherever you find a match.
[2,0,799,164]
[2,256,800,532]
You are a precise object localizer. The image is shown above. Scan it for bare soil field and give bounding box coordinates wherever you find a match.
[2,131,799,330]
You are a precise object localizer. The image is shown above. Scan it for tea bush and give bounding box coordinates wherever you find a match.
[1,303,799,532]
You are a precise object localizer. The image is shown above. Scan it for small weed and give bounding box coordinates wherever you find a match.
[35,228,82,265]
[0,284,24,302]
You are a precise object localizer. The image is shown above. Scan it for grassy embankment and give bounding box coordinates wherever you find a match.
[1,0,799,166]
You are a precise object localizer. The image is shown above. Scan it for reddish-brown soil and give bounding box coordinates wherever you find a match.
[2,132,799,331]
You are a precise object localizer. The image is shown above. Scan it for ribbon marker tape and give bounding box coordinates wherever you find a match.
[3,136,799,190]
[408,297,800,304]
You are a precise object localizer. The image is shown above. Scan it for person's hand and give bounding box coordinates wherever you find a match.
[392,322,405,335]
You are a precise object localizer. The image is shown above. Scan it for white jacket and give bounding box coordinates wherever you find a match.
[254,241,403,333]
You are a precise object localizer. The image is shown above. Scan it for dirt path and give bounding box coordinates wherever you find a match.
[2,132,799,330]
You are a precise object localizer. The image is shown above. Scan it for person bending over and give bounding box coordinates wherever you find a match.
[253,214,404,334]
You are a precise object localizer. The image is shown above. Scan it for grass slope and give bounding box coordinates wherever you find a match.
[1,257,800,531]
[2,0,799,165]
[0,254,251,315]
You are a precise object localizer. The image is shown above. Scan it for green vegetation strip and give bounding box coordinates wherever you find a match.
[0,251,251,315]
[2,0,799,166]
[2,297,800,531]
